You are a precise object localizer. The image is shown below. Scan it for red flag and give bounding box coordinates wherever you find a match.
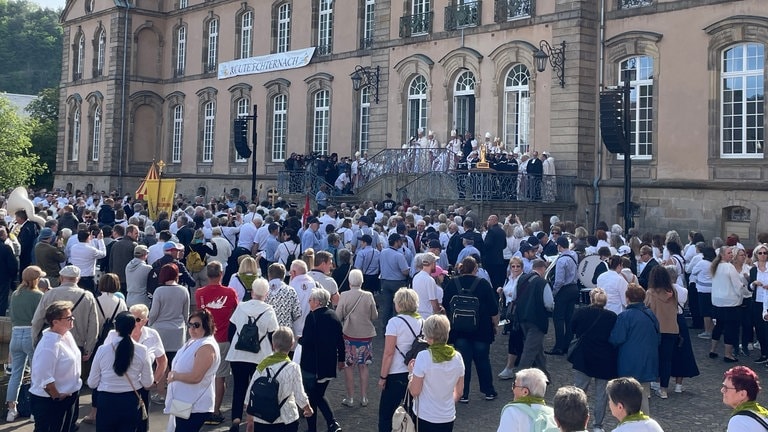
[302,193,311,226]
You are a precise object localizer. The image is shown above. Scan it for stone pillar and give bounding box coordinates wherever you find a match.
[367,0,390,153]
[108,8,133,193]
[550,0,599,180]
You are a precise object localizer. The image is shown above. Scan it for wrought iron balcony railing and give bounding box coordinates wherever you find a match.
[494,0,533,22]
[204,63,217,73]
[619,0,652,9]
[73,71,82,81]
[445,1,481,31]
[360,37,374,50]
[399,11,433,38]
[317,44,332,56]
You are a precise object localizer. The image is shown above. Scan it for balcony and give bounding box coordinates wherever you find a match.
[317,44,332,56]
[174,67,185,78]
[205,63,217,73]
[73,71,82,81]
[92,68,103,78]
[493,0,533,22]
[399,11,433,38]
[360,37,374,50]
[619,0,652,8]
[445,1,481,31]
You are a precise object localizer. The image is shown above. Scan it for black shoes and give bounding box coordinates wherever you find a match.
[545,349,565,356]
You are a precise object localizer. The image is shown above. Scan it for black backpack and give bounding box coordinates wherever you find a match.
[95,299,120,348]
[146,261,162,297]
[449,277,482,333]
[395,316,429,366]
[235,311,268,353]
[284,243,299,270]
[246,362,289,423]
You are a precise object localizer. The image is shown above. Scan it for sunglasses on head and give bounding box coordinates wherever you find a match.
[187,321,202,329]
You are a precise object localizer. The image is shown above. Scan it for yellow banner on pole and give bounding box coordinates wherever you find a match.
[145,179,175,219]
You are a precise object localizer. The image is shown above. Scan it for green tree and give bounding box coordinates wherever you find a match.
[0,94,46,189]
[26,87,58,187]
[0,0,63,94]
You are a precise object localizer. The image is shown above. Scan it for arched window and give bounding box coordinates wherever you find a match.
[236,97,250,162]
[407,75,428,139]
[359,86,371,153]
[619,56,654,159]
[95,29,106,76]
[91,106,101,160]
[71,107,81,161]
[313,90,330,154]
[202,101,215,162]
[503,64,530,154]
[721,43,764,158]
[277,3,291,53]
[272,94,287,161]
[171,105,183,163]
[453,71,475,135]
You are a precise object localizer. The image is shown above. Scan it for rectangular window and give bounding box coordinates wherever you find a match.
[618,56,654,160]
[241,12,253,59]
[179,0,187,8]
[96,31,105,75]
[359,87,370,154]
[75,35,84,80]
[721,43,765,158]
[313,90,330,154]
[318,0,333,55]
[272,95,287,161]
[71,108,81,161]
[203,102,215,162]
[176,27,186,76]
[236,98,249,162]
[92,108,101,161]
[411,0,430,35]
[172,105,183,163]
[207,19,218,71]
[361,0,374,49]
[277,4,291,53]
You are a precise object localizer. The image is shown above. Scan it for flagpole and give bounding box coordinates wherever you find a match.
[155,160,165,219]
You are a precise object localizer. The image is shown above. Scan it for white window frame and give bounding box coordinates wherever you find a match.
[172,105,183,163]
[71,107,81,161]
[277,3,291,53]
[176,26,186,75]
[179,0,187,9]
[617,56,654,160]
[362,0,374,48]
[76,34,85,78]
[236,98,250,162]
[272,94,288,162]
[240,11,253,59]
[503,64,530,155]
[721,43,765,159]
[91,106,101,161]
[207,19,218,70]
[203,101,215,162]
[359,86,371,154]
[318,0,333,54]
[96,30,106,75]
[407,75,428,140]
[453,71,475,134]
[313,90,330,155]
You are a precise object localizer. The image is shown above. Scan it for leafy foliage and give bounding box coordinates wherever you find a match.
[0,0,63,94]
[0,94,46,189]
[26,87,58,187]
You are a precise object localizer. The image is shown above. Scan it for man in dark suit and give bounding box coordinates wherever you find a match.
[483,214,507,290]
[527,151,544,201]
[14,209,39,279]
[0,227,18,315]
[637,245,658,290]
[516,259,554,377]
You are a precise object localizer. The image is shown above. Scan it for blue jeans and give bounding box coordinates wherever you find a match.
[454,338,495,398]
[6,327,33,404]
[573,370,608,429]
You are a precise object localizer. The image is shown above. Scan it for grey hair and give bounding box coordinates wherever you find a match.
[272,326,294,353]
[515,368,548,398]
[310,287,330,307]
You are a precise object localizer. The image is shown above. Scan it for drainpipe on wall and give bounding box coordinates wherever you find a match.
[593,0,607,231]
[115,0,131,195]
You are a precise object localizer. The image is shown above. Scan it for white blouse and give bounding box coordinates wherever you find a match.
[30,330,82,397]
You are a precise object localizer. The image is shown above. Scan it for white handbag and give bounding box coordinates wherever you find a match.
[391,386,417,432]
[168,399,193,419]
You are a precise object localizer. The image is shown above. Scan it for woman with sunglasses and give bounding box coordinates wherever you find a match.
[497,257,525,380]
[29,301,83,432]
[749,244,768,364]
[165,308,220,432]
[87,311,153,432]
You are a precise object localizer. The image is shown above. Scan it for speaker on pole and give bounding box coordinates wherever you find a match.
[600,91,627,154]
[233,118,251,159]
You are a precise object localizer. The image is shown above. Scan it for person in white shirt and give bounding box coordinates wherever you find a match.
[597,256,629,315]
[412,253,442,318]
[288,260,316,337]
[87,312,153,432]
[607,377,664,432]
[237,217,260,253]
[29,301,83,432]
[496,368,557,432]
[407,315,464,431]
[208,227,233,272]
[68,228,106,294]
[147,231,172,266]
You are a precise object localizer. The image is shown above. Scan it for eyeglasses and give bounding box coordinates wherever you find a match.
[721,384,738,392]
[510,265,522,268]
[59,315,75,322]
[758,252,768,256]
[187,321,202,329]
[512,384,528,391]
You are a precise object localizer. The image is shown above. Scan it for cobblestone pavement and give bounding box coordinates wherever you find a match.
[2,316,765,432]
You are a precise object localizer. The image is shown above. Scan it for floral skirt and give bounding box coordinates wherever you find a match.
[344,336,373,366]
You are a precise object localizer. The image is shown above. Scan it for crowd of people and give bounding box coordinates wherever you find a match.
[3,187,768,432]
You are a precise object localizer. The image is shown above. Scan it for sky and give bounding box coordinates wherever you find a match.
[29,0,65,11]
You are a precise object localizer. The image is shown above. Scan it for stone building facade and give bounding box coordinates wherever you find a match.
[55,0,766,242]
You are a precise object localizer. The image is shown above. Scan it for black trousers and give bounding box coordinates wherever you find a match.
[96,391,142,432]
[231,361,257,422]
[377,372,408,432]
[30,391,79,432]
